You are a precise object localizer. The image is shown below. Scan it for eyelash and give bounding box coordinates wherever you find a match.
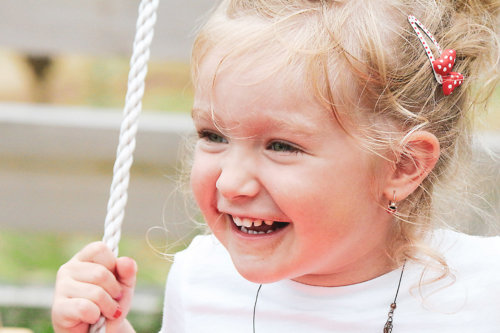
[266,141,302,154]
[198,130,228,144]
[197,130,302,154]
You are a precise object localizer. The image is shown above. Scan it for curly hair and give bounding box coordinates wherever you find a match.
[190,0,499,280]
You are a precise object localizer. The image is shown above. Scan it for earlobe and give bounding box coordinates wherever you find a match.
[383,131,440,202]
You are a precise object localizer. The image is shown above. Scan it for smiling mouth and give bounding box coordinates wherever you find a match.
[231,215,289,235]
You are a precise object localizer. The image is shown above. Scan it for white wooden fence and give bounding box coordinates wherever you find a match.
[0,0,214,60]
[0,102,194,236]
[0,1,213,317]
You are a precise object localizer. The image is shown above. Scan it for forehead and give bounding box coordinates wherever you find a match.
[192,50,336,133]
[194,44,301,95]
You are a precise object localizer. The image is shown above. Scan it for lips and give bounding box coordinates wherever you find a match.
[231,215,289,234]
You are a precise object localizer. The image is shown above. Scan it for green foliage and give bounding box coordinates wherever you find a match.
[0,230,181,286]
[0,307,53,332]
[0,230,190,329]
[47,56,194,112]
[0,307,162,333]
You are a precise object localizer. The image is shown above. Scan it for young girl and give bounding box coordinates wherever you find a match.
[52,0,500,332]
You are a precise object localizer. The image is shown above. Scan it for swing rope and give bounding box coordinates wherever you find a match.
[89,0,159,331]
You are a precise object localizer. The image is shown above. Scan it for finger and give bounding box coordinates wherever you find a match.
[52,297,100,331]
[116,257,137,289]
[74,242,116,272]
[114,257,137,317]
[62,261,122,300]
[62,280,122,321]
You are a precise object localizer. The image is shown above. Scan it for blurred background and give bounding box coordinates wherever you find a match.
[0,1,499,332]
[0,0,213,331]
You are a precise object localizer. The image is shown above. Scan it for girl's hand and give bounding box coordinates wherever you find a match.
[52,242,137,333]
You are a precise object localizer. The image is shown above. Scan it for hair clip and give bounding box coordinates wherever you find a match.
[408,15,464,96]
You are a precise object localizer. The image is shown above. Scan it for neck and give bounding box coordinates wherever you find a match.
[292,249,397,287]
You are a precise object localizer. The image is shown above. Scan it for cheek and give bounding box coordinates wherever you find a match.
[190,151,229,237]
[260,160,377,225]
[190,151,218,211]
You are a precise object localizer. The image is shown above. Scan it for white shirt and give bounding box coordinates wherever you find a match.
[160,230,500,332]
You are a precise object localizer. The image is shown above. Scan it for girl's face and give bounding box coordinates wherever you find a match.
[190,56,395,287]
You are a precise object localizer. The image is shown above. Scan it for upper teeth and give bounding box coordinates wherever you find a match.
[232,216,274,227]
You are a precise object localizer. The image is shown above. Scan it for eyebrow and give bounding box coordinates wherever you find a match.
[191,107,210,120]
[191,107,323,137]
[264,115,319,136]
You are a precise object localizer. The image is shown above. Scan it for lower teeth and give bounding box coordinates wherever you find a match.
[240,226,274,234]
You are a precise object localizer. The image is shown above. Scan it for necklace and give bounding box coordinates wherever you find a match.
[252,261,406,333]
[383,261,406,333]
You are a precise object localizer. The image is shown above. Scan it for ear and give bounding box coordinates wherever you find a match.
[383,131,440,202]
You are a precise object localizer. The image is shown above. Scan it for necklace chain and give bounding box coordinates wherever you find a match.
[252,261,406,333]
[384,261,406,333]
[253,284,263,333]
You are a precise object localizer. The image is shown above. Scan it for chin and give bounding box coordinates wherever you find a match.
[232,260,288,284]
[238,269,283,284]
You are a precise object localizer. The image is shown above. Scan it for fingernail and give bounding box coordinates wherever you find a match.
[113,307,122,319]
[115,292,123,301]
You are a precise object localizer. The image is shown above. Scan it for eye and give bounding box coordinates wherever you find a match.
[198,130,228,144]
[267,141,301,154]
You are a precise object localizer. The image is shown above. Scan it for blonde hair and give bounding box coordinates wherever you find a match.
[190,0,500,273]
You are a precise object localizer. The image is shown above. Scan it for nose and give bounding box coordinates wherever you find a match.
[216,151,260,200]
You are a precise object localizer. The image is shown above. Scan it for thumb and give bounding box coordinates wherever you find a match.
[116,256,137,289]
[105,257,137,332]
[115,257,137,315]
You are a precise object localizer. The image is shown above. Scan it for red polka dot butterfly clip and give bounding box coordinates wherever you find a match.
[408,15,464,96]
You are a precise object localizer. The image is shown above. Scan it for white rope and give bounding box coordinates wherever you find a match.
[89,0,159,331]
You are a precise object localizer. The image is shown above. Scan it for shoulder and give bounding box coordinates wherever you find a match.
[168,233,251,289]
[162,234,258,332]
[432,229,500,265]
[162,235,248,331]
[429,229,500,301]
[394,230,500,330]
[177,233,226,257]
[172,234,232,276]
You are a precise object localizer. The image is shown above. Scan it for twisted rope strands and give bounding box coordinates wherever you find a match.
[89,0,159,331]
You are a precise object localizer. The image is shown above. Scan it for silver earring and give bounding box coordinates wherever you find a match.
[387,191,397,214]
